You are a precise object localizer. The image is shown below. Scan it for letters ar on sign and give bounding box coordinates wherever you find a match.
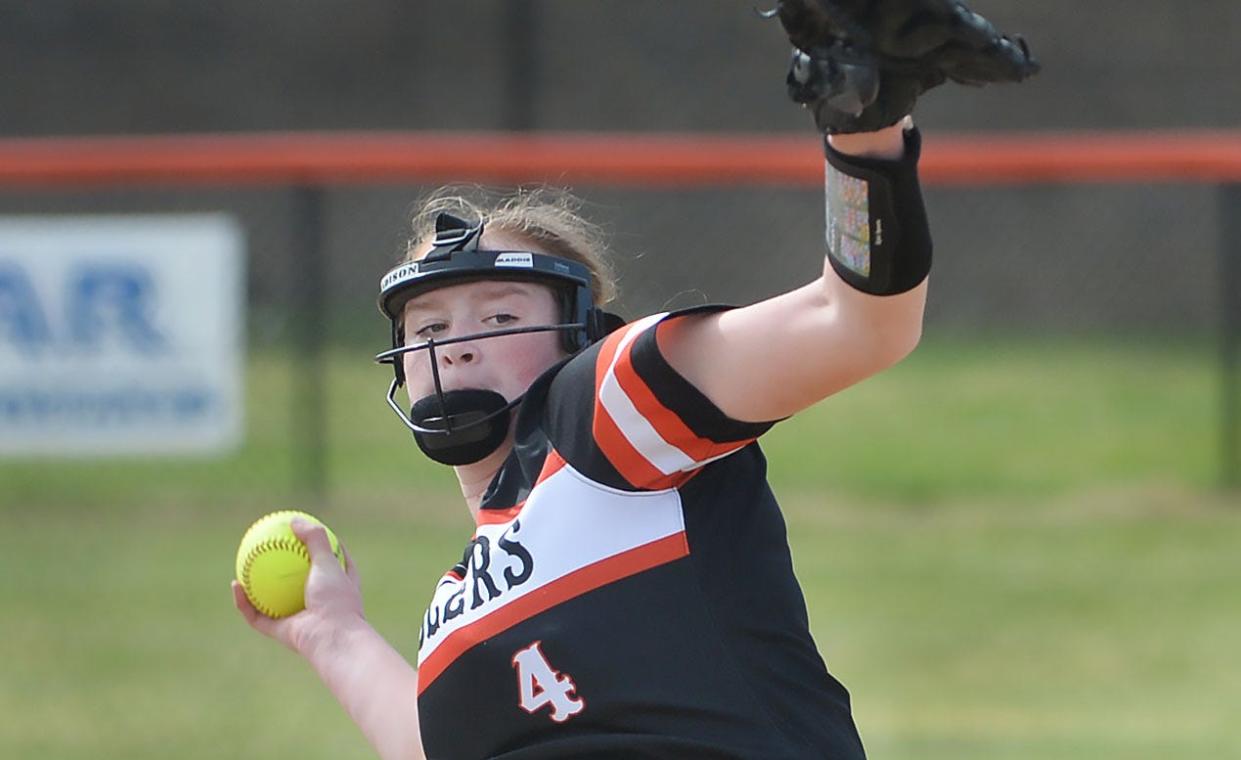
[0,215,245,456]
[1,262,167,354]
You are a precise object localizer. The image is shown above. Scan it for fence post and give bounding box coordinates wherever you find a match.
[503,0,539,132]
[1221,183,1241,490]
[291,185,328,505]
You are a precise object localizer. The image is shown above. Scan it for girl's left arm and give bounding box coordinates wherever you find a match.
[656,119,927,423]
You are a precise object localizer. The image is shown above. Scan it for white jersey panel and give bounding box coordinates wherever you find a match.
[417,462,686,669]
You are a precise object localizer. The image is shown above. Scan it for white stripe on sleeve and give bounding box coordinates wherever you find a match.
[596,313,699,475]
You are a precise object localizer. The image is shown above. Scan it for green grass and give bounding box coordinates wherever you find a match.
[784,491,1241,759]
[1,335,1222,507]
[764,335,1221,500]
[0,337,1236,759]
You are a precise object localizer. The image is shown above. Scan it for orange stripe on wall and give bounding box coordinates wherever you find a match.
[416,532,690,695]
[8,131,1241,188]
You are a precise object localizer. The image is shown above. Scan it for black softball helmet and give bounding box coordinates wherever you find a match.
[375,213,622,466]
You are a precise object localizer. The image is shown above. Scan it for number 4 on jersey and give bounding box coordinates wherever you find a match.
[511,641,585,723]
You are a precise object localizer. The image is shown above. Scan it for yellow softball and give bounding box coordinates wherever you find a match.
[235,510,347,619]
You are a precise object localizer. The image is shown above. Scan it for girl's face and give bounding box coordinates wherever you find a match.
[399,276,567,408]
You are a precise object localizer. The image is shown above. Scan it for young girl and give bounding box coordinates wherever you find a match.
[231,3,1035,753]
[232,119,923,760]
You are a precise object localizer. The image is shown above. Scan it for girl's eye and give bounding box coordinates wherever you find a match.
[490,313,518,325]
[415,322,448,338]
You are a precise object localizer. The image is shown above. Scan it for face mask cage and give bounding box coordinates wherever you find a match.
[375,320,588,436]
[374,213,615,441]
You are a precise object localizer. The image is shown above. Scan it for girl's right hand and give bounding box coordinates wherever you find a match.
[231,518,367,659]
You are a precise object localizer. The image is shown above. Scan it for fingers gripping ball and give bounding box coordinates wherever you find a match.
[235,511,346,618]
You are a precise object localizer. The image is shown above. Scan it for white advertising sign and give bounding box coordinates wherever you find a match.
[0,215,245,455]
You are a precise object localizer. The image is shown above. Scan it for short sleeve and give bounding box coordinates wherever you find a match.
[545,307,777,491]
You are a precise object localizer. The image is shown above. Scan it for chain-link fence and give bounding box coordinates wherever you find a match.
[5,1,1240,137]
[2,0,1238,501]
[5,178,1219,336]
[1,169,1233,498]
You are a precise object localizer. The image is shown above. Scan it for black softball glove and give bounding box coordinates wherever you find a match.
[771,0,1040,133]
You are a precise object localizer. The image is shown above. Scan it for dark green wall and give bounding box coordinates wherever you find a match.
[0,1,1231,334]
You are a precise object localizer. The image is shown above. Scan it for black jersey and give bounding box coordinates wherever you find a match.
[415,309,866,760]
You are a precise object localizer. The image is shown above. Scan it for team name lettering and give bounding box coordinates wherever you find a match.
[469,535,503,607]
[420,520,534,646]
[441,583,466,623]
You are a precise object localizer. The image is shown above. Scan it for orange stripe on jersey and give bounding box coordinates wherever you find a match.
[628,320,762,462]
[593,397,694,490]
[593,326,629,398]
[535,448,568,486]
[595,318,756,486]
[416,531,690,695]
[593,398,666,485]
[610,335,704,457]
[473,450,570,527]
[592,320,690,489]
[475,505,522,527]
[616,366,758,462]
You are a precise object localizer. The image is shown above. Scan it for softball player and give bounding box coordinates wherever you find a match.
[232,2,1036,756]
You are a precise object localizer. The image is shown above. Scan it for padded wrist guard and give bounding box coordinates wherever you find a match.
[823,126,931,295]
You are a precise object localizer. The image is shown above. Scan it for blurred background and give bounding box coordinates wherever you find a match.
[1,1,1237,758]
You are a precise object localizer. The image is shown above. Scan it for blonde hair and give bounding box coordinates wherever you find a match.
[405,186,618,306]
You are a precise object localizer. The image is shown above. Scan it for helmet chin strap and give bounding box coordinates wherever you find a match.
[408,388,516,466]
[384,336,524,466]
